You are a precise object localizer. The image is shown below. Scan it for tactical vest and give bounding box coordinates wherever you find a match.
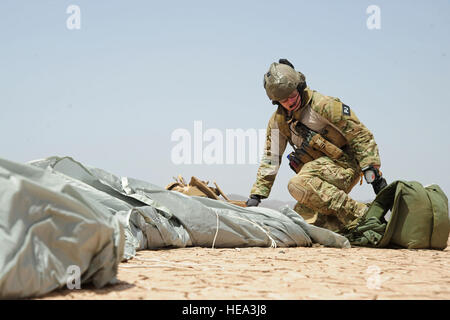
[274,103,348,173]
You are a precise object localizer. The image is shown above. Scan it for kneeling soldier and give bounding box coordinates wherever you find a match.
[246,59,387,233]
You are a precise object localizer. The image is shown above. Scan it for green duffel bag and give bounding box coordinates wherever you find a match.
[345,180,449,250]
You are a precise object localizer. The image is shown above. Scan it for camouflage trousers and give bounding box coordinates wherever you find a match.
[288,154,367,233]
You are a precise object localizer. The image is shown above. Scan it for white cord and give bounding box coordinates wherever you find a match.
[210,213,277,249]
[211,211,220,249]
[233,216,277,248]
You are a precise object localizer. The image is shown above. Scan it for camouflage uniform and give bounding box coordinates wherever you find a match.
[250,87,381,232]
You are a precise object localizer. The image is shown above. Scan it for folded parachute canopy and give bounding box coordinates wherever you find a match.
[0,157,124,299]
[0,156,350,298]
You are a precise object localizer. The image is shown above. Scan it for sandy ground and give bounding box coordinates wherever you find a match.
[40,237,450,300]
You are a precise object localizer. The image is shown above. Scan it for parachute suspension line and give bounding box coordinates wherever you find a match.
[232,216,277,248]
[211,211,220,249]
[211,212,277,249]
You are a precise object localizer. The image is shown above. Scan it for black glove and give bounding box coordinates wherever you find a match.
[246,194,262,207]
[362,165,388,195]
[278,58,295,69]
[372,176,388,195]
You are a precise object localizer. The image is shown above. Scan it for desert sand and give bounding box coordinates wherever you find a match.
[40,237,450,300]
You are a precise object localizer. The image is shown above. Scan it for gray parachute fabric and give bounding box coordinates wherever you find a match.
[0,156,350,298]
[0,158,124,299]
[33,157,350,253]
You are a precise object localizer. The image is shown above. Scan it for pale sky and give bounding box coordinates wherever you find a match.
[1,0,449,202]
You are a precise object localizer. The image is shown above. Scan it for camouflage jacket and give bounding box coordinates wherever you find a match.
[250,87,381,198]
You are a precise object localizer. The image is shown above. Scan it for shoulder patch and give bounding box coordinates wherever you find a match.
[342,104,351,116]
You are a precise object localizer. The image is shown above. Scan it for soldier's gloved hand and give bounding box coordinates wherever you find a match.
[372,176,388,195]
[246,194,262,207]
[362,165,388,195]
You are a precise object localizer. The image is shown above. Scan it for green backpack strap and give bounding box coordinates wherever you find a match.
[343,181,399,247]
[374,181,408,248]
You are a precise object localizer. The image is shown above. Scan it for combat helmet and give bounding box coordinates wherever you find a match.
[263,59,306,102]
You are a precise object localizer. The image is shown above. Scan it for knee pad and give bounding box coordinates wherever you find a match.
[288,176,310,203]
